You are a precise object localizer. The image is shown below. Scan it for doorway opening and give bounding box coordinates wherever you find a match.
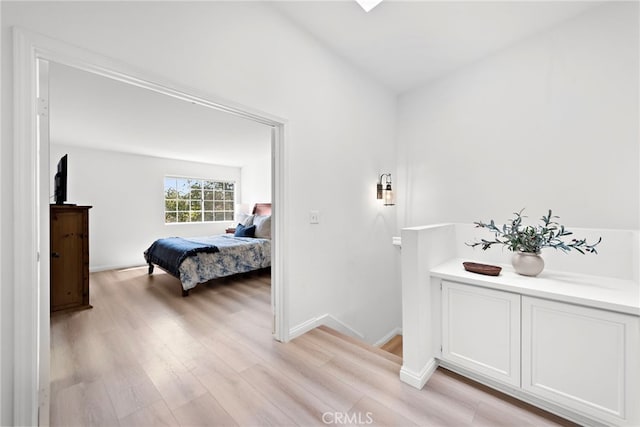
[13,28,288,425]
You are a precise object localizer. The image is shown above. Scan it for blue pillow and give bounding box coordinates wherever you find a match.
[234,223,256,238]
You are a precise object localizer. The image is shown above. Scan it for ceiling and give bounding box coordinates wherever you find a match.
[49,2,601,164]
[49,62,272,167]
[272,1,601,93]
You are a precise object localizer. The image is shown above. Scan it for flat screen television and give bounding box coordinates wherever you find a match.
[54,154,68,205]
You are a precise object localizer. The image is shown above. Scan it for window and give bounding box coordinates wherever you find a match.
[164,176,235,223]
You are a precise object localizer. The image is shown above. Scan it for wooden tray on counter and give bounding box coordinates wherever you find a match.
[462,262,502,276]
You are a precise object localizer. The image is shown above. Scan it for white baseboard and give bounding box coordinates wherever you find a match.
[374,326,402,347]
[400,357,438,389]
[89,263,147,273]
[289,317,320,339]
[289,314,365,341]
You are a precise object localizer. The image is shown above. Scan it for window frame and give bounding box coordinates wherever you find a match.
[164,175,236,224]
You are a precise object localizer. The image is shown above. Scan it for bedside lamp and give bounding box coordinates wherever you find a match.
[377,173,395,206]
[235,202,251,216]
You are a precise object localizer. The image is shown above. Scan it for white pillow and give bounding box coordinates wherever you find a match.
[237,213,254,226]
[253,215,271,239]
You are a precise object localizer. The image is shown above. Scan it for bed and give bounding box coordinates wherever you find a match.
[144,203,272,296]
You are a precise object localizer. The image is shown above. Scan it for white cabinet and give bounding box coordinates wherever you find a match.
[441,281,520,387]
[522,297,640,426]
[438,281,640,426]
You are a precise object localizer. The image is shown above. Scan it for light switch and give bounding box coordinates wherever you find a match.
[309,210,320,224]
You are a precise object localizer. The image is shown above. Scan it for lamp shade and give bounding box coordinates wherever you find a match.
[377,173,395,206]
[235,203,251,215]
[383,184,395,206]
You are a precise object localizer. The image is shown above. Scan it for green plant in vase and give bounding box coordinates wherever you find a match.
[467,209,601,276]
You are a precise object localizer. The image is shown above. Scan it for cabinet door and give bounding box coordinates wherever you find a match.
[522,297,639,425]
[51,210,84,310]
[441,281,521,387]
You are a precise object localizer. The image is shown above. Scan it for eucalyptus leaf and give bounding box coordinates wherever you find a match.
[467,209,601,254]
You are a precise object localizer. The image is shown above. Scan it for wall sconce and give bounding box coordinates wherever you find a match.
[377,173,395,206]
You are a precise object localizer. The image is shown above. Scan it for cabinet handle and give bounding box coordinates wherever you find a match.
[51,252,60,258]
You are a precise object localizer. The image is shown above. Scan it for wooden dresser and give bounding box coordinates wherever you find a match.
[50,205,92,313]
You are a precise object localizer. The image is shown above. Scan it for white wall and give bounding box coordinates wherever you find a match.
[396,2,639,232]
[1,5,398,420]
[50,144,241,271]
[0,3,5,422]
[240,152,272,206]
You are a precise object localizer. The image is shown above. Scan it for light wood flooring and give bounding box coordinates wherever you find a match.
[380,335,403,358]
[50,267,576,426]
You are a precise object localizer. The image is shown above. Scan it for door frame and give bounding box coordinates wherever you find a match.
[13,27,289,426]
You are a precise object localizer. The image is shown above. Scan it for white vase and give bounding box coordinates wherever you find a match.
[511,251,544,276]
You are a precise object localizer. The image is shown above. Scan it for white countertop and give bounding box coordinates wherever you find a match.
[430,258,640,316]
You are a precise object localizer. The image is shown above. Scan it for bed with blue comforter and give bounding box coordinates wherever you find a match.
[144,234,271,296]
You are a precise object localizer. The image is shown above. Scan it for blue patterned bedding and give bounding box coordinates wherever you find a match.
[144,237,219,277]
[145,235,271,291]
